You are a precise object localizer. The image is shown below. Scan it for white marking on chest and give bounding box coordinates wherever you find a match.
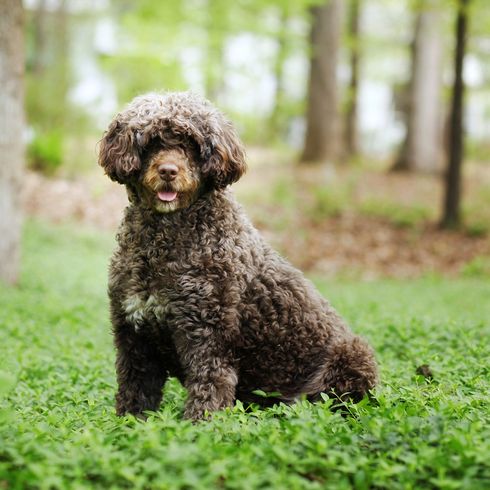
[123,294,169,331]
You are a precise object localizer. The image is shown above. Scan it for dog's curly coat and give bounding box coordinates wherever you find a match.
[99,92,378,420]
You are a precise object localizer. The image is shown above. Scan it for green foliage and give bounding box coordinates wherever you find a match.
[24,5,94,175]
[360,199,431,228]
[464,184,490,237]
[465,139,490,163]
[270,177,297,208]
[227,112,273,145]
[257,178,298,231]
[461,256,490,277]
[309,181,355,222]
[27,129,64,175]
[465,221,489,237]
[1,221,490,488]
[100,52,186,103]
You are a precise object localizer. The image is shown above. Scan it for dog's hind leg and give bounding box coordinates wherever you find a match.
[114,325,168,418]
[305,336,378,403]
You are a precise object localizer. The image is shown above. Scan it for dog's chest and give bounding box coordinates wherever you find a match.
[116,217,226,333]
[122,293,170,332]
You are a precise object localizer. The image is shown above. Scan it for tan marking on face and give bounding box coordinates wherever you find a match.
[140,148,201,213]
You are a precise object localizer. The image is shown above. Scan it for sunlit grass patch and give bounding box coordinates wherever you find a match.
[461,255,490,278]
[464,184,490,237]
[308,182,354,222]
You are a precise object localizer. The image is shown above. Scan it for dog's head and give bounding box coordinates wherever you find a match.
[98,92,246,213]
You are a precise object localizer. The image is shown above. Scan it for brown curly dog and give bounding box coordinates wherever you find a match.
[98,91,378,420]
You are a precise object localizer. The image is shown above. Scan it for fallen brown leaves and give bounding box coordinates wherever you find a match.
[260,212,489,279]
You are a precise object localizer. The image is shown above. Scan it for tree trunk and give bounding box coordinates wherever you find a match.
[345,0,361,159]
[300,0,343,164]
[0,0,24,285]
[204,0,226,101]
[54,0,69,123]
[269,6,289,140]
[393,6,443,173]
[32,0,47,75]
[440,0,469,229]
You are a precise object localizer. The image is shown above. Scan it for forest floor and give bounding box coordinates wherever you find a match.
[23,151,490,279]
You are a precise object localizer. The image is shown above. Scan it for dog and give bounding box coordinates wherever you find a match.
[98,92,378,420]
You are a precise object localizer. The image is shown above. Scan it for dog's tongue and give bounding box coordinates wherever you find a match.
[157,191,178,202]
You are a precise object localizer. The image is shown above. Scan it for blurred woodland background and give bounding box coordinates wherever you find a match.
[1,0,490,283]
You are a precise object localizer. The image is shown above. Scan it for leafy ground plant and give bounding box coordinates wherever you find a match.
[1,221,489,489]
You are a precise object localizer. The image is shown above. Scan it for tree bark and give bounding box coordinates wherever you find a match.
[0,0,24,285]
[204,0,226,101]
[269,6,289,139]
[393,6,443,173]
[440,0,469,229]
[345,0,361,159]
[300,0,343,164]
[31,0,47,75]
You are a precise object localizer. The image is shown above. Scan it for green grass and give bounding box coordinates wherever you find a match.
[358,199,431,229]
[1,221,490,489]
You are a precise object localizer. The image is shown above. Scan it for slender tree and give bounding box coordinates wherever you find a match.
[300,0,343,164]
[204,0,227,101]
[269,5,289,139]
[345,0,361,159]
[0,0,24,285]
[31,0,47,75]
[440,0,470,228]
[393,3,443,173]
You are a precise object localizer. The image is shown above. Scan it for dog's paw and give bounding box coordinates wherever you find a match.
[183,404,212,422]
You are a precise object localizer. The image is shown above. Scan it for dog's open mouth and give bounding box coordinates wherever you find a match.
[157,191,178,202]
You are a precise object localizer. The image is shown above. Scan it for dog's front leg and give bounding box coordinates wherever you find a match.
[183,359,238,420]
[174,331,237,420]
[113,325,168,418]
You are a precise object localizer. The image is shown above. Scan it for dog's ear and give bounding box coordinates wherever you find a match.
[201,121,247,189]
[98,119,142,183]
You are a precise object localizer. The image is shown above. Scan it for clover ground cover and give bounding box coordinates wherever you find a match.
[1,221,489,489]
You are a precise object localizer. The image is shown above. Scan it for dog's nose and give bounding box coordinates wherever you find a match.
[158,163,179,181]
